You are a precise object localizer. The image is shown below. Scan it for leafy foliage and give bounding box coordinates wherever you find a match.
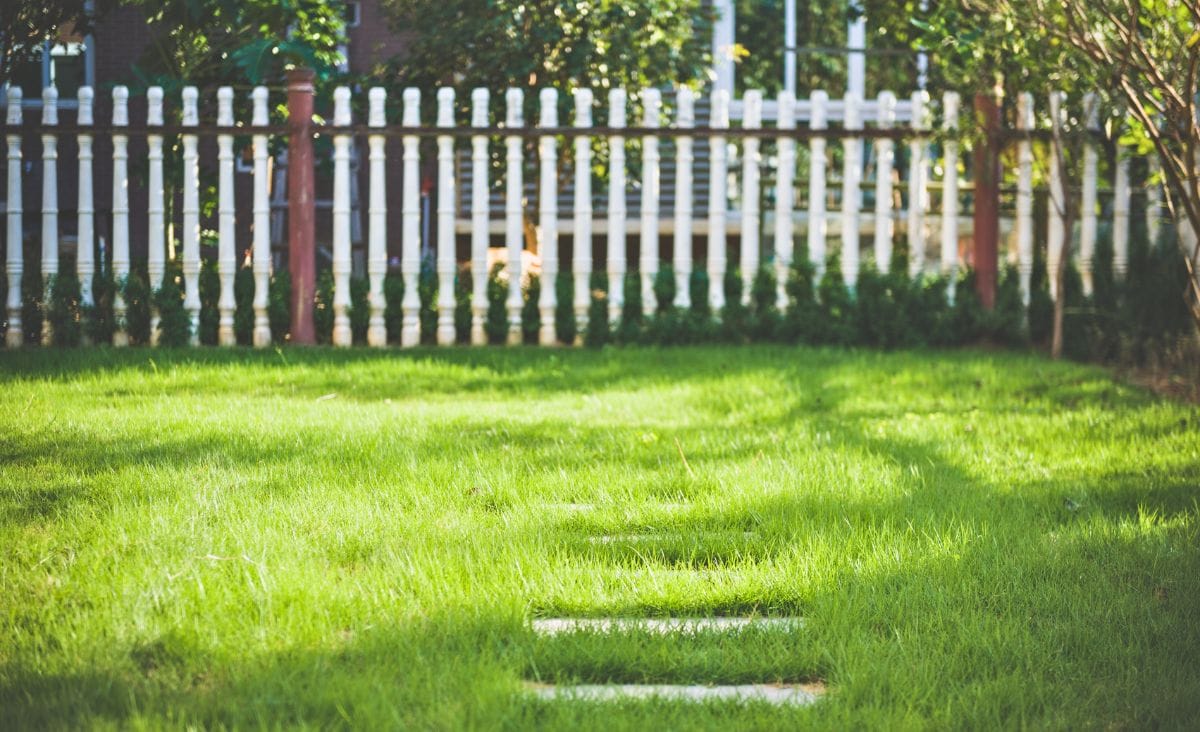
[485,263,509,345]
[269,268,292,345]
[122,271,153,346]
[583,272,610,348]
[314,268,334,345]
[615,272,644,345]
[555,271,576,345]
[234,266,255,346]
[456,264,473,344]
[154,262,191,347]
[418,255,437,346]
[383,272,404,345]
[521,274,540,345]
[46,272,82,347]
[350,275,369,345]
[198,259,219,346]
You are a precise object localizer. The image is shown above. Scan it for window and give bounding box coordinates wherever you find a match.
[344,2,361,28]
[6,39,94,107]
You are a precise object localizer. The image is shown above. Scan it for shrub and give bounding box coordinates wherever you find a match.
[269,268,292,344]
[155,262,190,347]
[46,272,82,347]
[521,273,540,345]
[21,266,42,345]
[122,270,152,346]
[555,270,576,345]
[383,271,404,344]
[418,254,436,345]
[653,265,677,313]
[948,270,985,346]
[909,274,951,347]
[584,271,610,348]
[234,266,255,346]
[485,263,509,345]
[719,268,750,343]
[986,264,1028,348]
[853,261,894,348]
[615,272,645,344]
[784,254,821,344]
[749,265,782,342]
[198,259,219,345]
[350,275,369,345]
[816,255,855,345]
[314,268,334,344]
[1028,242,1054,346]
[456,263,472,344]
[84,270,117,345]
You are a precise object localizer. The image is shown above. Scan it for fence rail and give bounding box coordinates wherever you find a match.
[1,82,1153,348]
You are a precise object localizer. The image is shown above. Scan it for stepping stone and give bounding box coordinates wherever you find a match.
[524,681,824,706]
[585,531,758,545]
[531,616,804,636]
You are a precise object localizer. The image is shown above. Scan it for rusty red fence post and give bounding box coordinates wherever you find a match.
[287,68,317,344]
[973,89,1002,310]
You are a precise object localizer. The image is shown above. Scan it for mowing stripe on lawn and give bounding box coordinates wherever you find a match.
[531,617,805,635]
[524,682,825,705]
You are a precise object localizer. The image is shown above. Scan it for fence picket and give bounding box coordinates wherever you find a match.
[640,88,661,314]
[471,89,490,345]
[113,86,132,346]
[907,90,929,278]
[1016,92,1035,305]
[673,87,695,310]
[436,87,457,345]
[331,87,352,347]
[40,87,59,346]
[841,93,862,288]
[808,91,828,278]
[607,88,627,325]
[5,89,22,347]
[77,87,95,311]
[538,88,559,344]
[1080,92,1099,296]
[181,86,200,345]
[708,90,729,309]
[366,88,387,346]
[741,90,762,298]
[1113,143,1130,279]
[217,87,237,346]
[1047,91,1066,301]
[572,89,593,340]
[774,90,795,309]
[940,91,960,296]
[252,87,272,347]
[873,91,896,275]
[505,88,525,344]
[401,88,421,347]
[147,87,165,343]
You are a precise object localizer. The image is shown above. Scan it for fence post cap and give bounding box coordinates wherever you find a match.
[113,86,130,126]
[403,87,420,126]
[436,87,455,127]
[777,90,795,128]
[77,86,93,126]
[217,86,234,126]
[471,88,489,127]
[42,86,58,125]
[147,86,164,126]
[539,88,557,127]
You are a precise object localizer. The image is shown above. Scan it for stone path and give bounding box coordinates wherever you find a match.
[526,682,825,705]
[526,500,822,708]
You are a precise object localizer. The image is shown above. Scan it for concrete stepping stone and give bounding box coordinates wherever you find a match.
[585,531,758,545]
[524,681,824,705]
[531,616,804,636]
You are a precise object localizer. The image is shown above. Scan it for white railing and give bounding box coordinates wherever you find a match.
[0,82,1149,348]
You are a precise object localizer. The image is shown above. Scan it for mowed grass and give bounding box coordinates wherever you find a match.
[1,345,1198,729]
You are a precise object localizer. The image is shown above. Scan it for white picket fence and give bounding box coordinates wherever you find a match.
[2,83,1144,348]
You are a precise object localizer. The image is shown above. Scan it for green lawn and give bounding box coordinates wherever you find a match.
[1,346,1198,729]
